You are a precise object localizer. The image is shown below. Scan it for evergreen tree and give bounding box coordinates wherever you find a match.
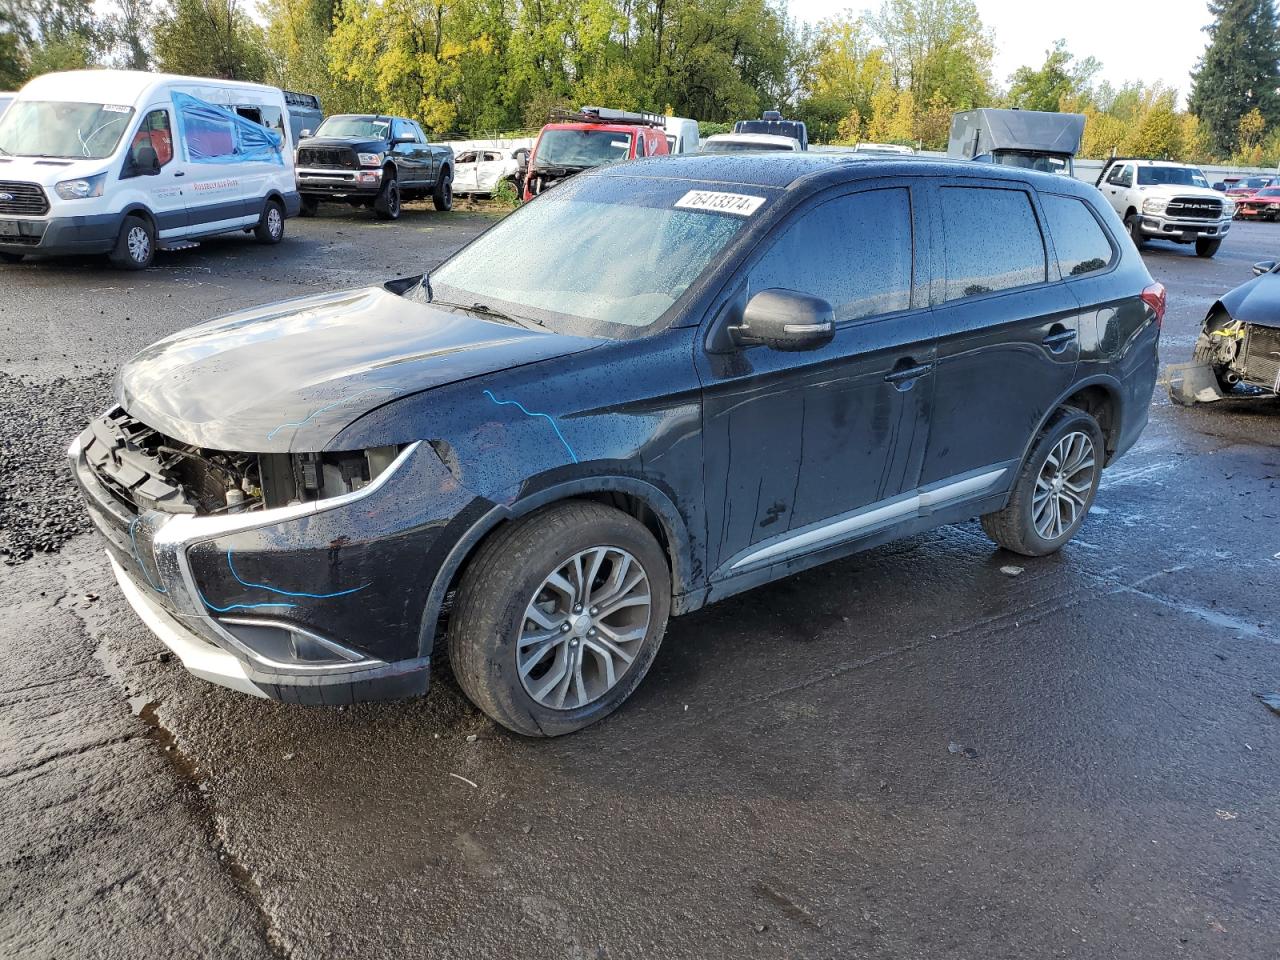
[1189,0,1280,155]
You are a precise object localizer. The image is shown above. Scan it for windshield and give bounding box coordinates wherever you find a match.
[702,139,793,154]
[0,100,135,159]
[1256,188,1280,198]
[1137,166,1210,188]
[1234,177,1271,189]
[994,151,1071,175]
[428,176,761,337]
[533,129,631,169]
[314,116,391,139]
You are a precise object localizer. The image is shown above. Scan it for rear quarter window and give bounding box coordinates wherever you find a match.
[939,186,1047,301]
[1041,194,1115,278]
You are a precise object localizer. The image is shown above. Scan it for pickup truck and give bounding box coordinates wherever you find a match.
[295,114,454,220]
[1096,158,1233,258]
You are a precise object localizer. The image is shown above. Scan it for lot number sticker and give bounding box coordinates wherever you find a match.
[675,190,766,217]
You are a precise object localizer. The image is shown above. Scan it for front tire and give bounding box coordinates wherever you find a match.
[254,199,285,244]
[1124,213,1146,249]
[109,215,155,270]
[433,169,453,212]
[980,408,1104,557]
[374,174,401,220]
[1196,238,1222,258]
[449,501,671,737]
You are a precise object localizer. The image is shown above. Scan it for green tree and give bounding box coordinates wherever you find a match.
[1007,39,1100,112]
[263,0,350,111]
[102,0,154,70]
[154,0,266,80]
[868,0,993,108]
[1189,0,1280,155]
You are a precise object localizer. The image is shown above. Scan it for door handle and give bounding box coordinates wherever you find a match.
[884,362,933,384]
[1043,329,1077,353]
[173,171,185,178]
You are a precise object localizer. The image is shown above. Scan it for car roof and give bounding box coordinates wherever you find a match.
[593,154,1101,197]
[18,69,282,104]
[706,132,799,146]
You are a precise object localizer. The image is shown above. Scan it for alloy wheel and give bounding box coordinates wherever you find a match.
[1032,431,1096,540]
[267,206,283,239]
[127,225,150,264]
[517,546,651,710]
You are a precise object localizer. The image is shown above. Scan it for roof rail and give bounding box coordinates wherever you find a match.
[549,106,666,127]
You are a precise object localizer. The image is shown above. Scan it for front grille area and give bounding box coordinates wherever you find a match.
[1166,196,1223,221]
[0,180,49,216]
[1242,324,1280,390]
[296,147,357,169]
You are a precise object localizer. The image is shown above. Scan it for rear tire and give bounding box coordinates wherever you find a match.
[1196,238,1222,258]
[254,199,285,244]
[298,195,319,217]
[448,501,671,737]
[109,215,155,270]
[433,169,453,212]
[980,407,1105,557]
[374,175,401,220]
[1124,213,1146,249]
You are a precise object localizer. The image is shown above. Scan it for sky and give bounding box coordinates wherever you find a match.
[786,0,1214,102]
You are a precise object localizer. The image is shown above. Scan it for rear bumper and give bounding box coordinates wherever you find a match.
[0,212,121,256]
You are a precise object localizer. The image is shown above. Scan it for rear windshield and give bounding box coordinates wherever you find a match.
[0,100,135,159]
[426,175,769,337]
[702,140,793,154]
[533,129,632,169]
[314,116,390,139]
[1137,166,1210,188]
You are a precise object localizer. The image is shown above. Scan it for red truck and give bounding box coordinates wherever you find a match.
[523,107,669,201]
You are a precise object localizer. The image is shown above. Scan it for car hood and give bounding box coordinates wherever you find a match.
[1138,183,1222,200]
[1218,272,1280,330]
[296,136,386,152]
[0,155,109,187]
[116,283,601,452]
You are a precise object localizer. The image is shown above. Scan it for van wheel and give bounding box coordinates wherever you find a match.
[1196,238,1222,258]
[448,501,671,737]
[254,199,285,244]
[980,408,1105,557]
[299,196,319,218]
[374,176,401,220]
[433,169,453,212]
[1124,213,1146,249]
[109,215,155,270]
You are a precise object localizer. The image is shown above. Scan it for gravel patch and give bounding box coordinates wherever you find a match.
[0,372,111,564]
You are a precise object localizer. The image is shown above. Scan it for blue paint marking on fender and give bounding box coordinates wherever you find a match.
[128,515,168,594]
[483,389,579,464]
[224,549,369,600]
[265,387,394,441]
[198,589,297,613]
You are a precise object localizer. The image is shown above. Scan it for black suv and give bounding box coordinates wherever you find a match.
[71,157,1161,736]
[295,114,454,219]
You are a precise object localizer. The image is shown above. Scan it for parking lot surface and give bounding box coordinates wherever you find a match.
[1,207,1277,959]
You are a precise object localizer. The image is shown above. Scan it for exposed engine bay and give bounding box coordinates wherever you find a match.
[1168,310,1280,406]
[81,407,402,516]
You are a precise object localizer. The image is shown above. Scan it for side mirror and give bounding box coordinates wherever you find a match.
[1252,260,1276,276]
[732,288,835,351]
[1213,182,1226,192]
[391,137,415,147]
[299,129,312,139]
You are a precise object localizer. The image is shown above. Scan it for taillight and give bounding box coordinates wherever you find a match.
[1141,282,1167,327]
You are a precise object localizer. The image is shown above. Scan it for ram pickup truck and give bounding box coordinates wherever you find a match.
[295,114,453,220]
[1097,158,1233,258]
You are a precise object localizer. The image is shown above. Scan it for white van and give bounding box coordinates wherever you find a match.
[664,116,699,154]
[0,70,300,269]
[0,93,14,117]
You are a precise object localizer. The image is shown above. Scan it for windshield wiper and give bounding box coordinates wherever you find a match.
[428,298,543,329]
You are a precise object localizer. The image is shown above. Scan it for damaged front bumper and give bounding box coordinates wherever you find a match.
[69,419,467,704]
[1169,320,1280,405]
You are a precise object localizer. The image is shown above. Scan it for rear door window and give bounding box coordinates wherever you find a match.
[749,187,914,323]
[938,186,1047,302]
[1041,194,1115,277]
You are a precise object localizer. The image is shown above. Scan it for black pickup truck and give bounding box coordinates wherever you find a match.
[295,115,454,219]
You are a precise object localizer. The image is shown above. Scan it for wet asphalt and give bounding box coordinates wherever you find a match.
[0,202,1277,960]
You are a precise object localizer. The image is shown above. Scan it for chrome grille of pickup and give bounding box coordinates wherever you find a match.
[296,147,357,169]
[1165,197,1223,220]
[1243,324,1280,390]
[0,181,50,216]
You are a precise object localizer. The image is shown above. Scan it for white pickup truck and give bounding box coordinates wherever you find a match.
[1096,158,1233,258]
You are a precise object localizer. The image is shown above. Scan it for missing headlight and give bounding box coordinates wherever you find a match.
[259,446,403,508]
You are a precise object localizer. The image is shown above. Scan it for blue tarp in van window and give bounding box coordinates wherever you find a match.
[173,92,283,165]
